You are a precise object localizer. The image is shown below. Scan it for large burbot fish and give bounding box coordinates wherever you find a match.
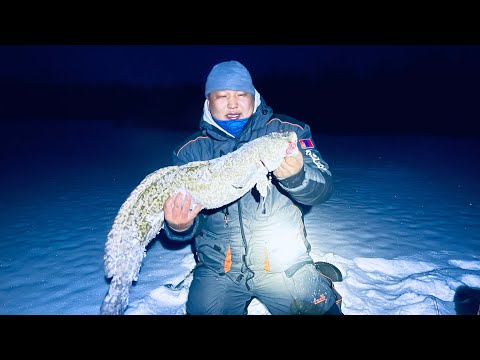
[100,131,299,315]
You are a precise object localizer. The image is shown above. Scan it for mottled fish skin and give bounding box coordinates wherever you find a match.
[100,131,298,315]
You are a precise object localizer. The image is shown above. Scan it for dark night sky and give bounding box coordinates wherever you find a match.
[0,45,476,86]
[1,45,479,136]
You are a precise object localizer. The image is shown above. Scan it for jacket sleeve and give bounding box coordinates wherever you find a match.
[163,143,206,242]
[277,124,334,206]
[163,213,205,242]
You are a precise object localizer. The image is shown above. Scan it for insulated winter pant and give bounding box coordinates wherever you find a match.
[186,262,342,315]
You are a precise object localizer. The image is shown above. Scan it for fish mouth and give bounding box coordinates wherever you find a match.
[286,140,297,156]
[285,132,298,156]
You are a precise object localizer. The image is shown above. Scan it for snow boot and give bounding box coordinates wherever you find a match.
[315,261,343,282]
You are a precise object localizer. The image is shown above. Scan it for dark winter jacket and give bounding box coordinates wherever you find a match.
[163,93,334,287]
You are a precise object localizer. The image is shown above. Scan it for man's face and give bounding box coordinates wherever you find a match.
[208,90,254,121]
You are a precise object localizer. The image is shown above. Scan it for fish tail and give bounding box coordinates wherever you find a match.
[100,277,130,315]
[102,231,148,314]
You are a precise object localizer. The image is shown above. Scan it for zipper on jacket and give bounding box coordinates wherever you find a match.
[261,173,272,214]
[222,207,229,228]
[238,201,254,291]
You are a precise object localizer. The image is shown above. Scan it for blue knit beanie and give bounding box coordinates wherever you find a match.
[205,60,255,98]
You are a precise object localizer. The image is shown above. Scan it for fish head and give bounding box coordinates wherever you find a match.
[258,131,299,172]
